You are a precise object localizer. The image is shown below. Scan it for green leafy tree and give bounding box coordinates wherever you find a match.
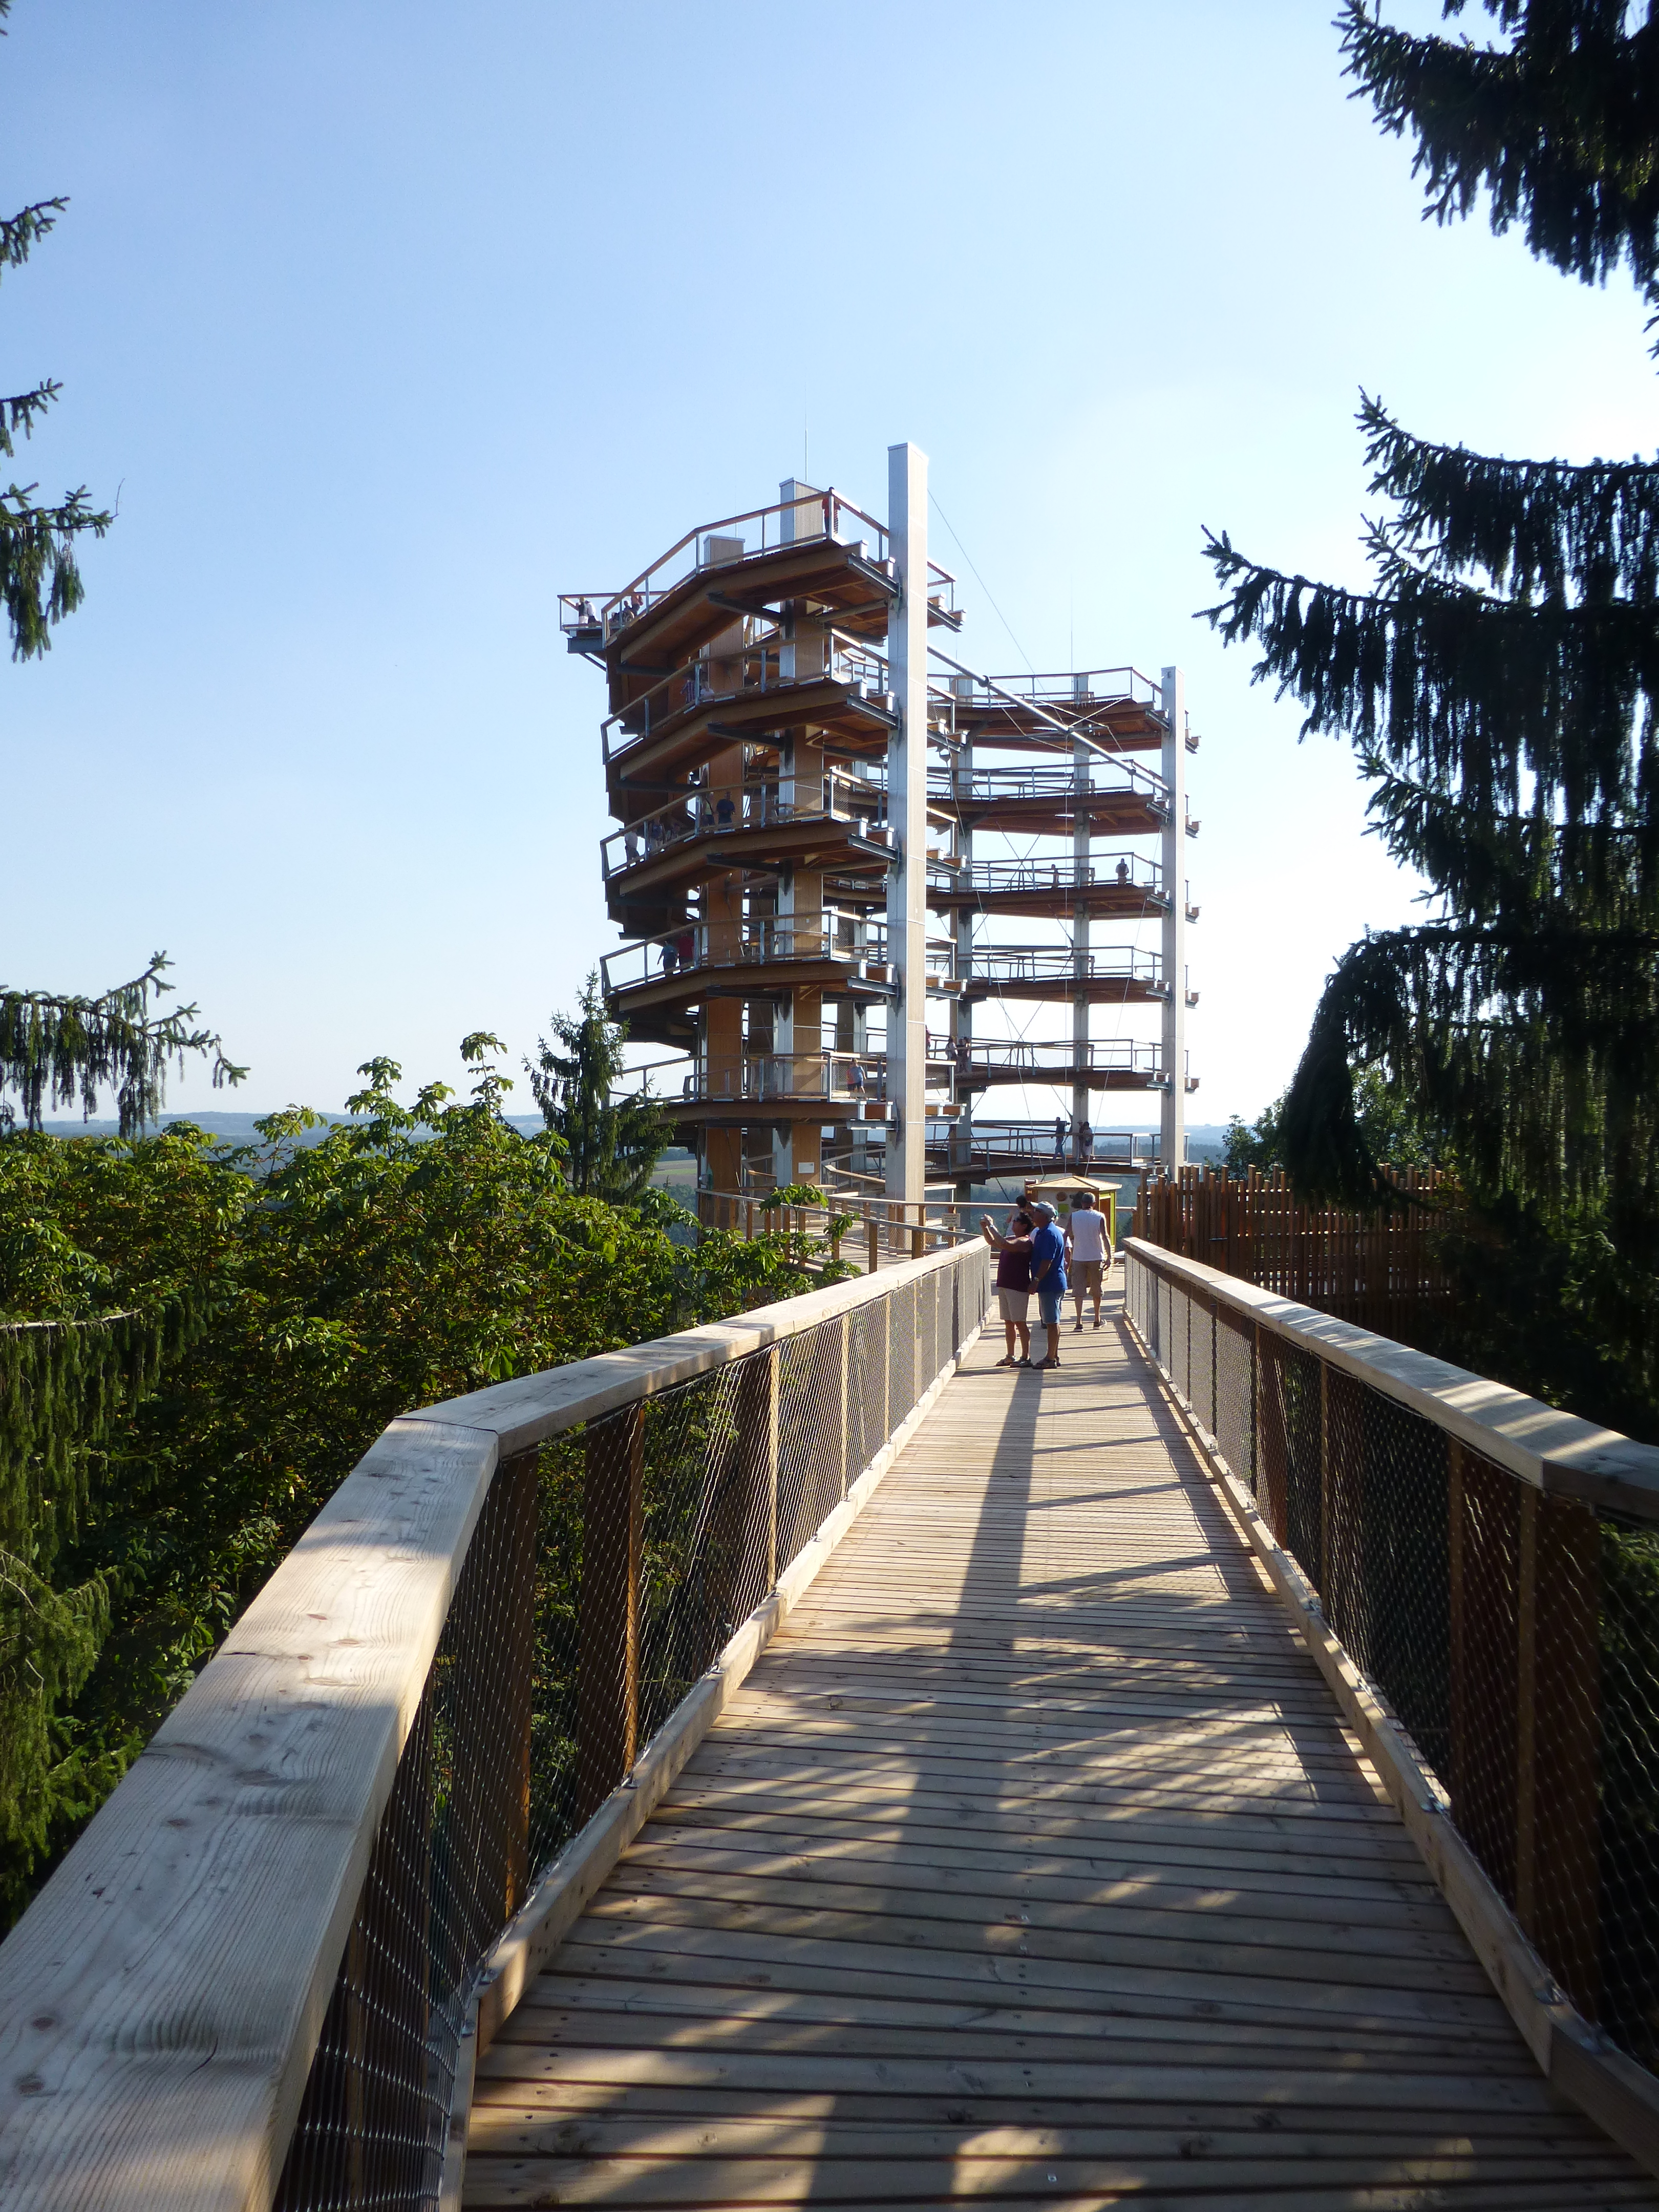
[527,973,668,1202]
[0,1034,842,1916]
[1203,0,1659,1432]
[1224,1068,1441,1176]
[0,2,112,659]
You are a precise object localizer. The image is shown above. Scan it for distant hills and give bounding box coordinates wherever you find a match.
[33,1113,1235,1164]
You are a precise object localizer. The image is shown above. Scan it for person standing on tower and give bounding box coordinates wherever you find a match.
[1066,1187,1109,1332]
[1028,1201,1068,1367]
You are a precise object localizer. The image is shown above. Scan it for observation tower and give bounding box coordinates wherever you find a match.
[561,443,1199,1207]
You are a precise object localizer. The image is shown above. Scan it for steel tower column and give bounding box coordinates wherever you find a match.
[1160,663,1186,1171]
[885,442,928,1207]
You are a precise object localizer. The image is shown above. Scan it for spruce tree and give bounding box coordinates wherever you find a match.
[0,1,111,660]
[1204,1,1659,1429]
[527,975,669,1204]
[0,952,245,1136]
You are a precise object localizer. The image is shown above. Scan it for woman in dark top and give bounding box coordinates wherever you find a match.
[981,1207,1035,1367]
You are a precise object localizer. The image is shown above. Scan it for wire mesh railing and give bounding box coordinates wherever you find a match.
[1124,1236,1659,2095]
[269,1240,990,2209]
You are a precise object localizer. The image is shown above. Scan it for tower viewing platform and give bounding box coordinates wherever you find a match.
[565,450,1200,1199]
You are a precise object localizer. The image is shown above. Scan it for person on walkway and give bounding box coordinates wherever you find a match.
[1066,1187,1110,1332]
[1028,1199,1068,1366]
[1052,1113,1067,1163]
[980,1207,1034,1367]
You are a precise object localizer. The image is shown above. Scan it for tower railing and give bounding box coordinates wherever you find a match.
[684,1048,958,1109]
[959,1036,1168,1082]
[558,486,959,642]
[1122,1235,1659,2156]
[934,757,1171,806]
[599,778,896,880]
[948,664,1162,712]
[600,919,956,1000]
[600,631,891,759]
[0,1244,993,2212]
[945,853,1165,896]
[959,943,1164,992]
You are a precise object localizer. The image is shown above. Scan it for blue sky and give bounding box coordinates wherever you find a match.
[5,1,1656,1126]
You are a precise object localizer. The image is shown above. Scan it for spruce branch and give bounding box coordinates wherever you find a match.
[1359,391,1659,602]
[0,379,59,458]
[0,954,247,1137]
[0,482,113,659]
[0,197,64,279]
[1340,1,1659,300]
[1199,525,1658,842]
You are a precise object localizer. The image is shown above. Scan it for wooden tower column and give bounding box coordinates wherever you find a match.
[950,726,974,1198]
[884,442,928,1207]
[1071,706,1091,1157]
[774,479,828,1186]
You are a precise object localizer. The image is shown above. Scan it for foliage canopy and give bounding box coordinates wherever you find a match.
[0,1037,844,1920]
[1204,0,1659,1434]
[527,973,669,1204]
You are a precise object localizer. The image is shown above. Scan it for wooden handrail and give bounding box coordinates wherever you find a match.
[0,1244,984,2211]
[1122,1236,1659,2181]
[1124,1236,1659,1520]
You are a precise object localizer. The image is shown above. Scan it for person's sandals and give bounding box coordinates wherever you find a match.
[995,1354,1019,1367]
[1073,1320,1083,1332]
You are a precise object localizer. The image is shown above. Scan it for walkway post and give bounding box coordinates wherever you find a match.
[885,442,928,1209]
[1160,663,1187,1171]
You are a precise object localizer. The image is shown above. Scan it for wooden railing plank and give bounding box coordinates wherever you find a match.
[1127,1239,1659,1522]
[0,1415,498,2212]
[415,1243,969,1460]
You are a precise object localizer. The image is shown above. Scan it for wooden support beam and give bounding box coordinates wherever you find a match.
[576,1409,643,1821]
[1516,1485,1602,2018]
[1450,1447,1521,1904]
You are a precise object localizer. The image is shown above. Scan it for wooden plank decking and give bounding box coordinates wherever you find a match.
[465,1281,1656,2209]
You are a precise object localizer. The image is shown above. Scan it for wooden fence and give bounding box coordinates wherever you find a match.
[1133,1163,1453,1340]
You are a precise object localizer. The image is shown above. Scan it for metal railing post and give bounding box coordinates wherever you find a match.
[875,1281,890,1442]
[735,1344,781,1590]
[576,1409,643,1821]
[1515,1486,1601,2016]
[498,1448,539,1915]
[1449,1445,1520,1901]
[837,1314,851,1500]
[1257,1322,1289,1546]
[1318,1357,1331,1611]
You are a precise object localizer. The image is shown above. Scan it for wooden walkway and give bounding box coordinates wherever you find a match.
[465,1283,1656,2209]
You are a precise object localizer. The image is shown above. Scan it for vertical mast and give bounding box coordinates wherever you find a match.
[1071,699,1091,1160]
[1160,663,1186,1171]
[885,441,928,1206]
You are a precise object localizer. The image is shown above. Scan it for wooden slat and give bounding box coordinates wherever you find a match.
[464,1291,1657,2209]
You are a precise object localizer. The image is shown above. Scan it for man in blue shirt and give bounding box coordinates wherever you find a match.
[1028,1201,1068,1368]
